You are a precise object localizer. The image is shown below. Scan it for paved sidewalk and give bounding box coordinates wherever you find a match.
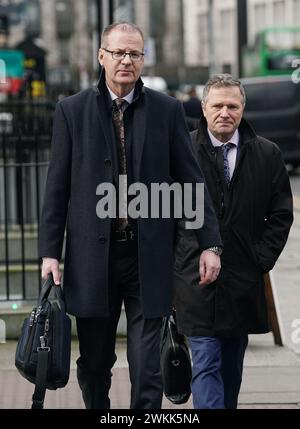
[1,332,300,409]
[0,204,299,410]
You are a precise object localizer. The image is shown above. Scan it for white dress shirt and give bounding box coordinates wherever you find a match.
[208,128,240,180]
[106,85,135,105]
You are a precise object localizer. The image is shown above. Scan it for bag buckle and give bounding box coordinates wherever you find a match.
[116,230,127,242]
[37,335,50,352]
[37,347,50,352]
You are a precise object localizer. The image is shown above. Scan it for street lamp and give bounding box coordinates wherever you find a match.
[96,0,114,44]
[237,0,248,77]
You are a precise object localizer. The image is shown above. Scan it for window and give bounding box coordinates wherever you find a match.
[220,9,235,64]
[265,30,300,50]
[55,0,74,39]
[25,0,41,39]
[254,3,267,34]
[197,13,208,65]
[273,1,285,26]
[293,0,300,26]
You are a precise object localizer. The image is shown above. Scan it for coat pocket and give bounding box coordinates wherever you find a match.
[174,228,199,273]
[174,234,187,272]
[251,241,271,274]
[215,269,268,334]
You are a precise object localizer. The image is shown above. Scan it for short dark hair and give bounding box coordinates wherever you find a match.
[101,22,144,48]
[202,74,246,106]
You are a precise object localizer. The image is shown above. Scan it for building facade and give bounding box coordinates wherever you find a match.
[1,0,300,91]
[183,0,300,81]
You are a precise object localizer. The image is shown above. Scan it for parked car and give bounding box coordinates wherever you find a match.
[242,75,300,168]
[141,75,168,92]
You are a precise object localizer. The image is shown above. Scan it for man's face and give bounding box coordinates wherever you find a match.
[98,29,144,96]
[202,86,244,142]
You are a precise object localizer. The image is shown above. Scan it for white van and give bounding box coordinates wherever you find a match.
[141,76,168,93]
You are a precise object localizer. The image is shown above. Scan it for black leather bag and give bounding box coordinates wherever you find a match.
[160,310,192,404]
[15,274,71,409]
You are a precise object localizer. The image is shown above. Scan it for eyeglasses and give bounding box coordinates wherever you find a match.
[102,48,144,62]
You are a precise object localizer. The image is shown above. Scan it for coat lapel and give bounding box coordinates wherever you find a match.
[94,89,119,185]
[93,71,146,185]
[132,92,147,182]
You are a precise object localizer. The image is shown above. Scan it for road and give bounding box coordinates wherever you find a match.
[290,168,300,199]
[273,167,300,352]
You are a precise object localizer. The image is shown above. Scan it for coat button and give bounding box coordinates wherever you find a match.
[99,235,106,244]
[104,158,112,167]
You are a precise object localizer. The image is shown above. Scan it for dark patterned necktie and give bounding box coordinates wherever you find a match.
[112,98,128,230]
[221,143,235,186]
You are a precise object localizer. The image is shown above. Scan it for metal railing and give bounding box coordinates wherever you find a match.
[0,100,54,302]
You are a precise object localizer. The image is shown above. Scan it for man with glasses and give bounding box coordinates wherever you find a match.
[38,22,222,409]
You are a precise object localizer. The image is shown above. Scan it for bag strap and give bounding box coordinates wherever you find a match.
[31,274,55,409]
[31,274,67,408]
[31,345,50,409]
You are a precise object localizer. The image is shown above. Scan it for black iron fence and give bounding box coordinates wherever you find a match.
[0,100,54,302]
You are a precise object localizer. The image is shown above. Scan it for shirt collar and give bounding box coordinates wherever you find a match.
[106,85,135,104]
[207,128,240,148]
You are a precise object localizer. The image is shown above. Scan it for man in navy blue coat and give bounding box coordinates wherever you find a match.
[38,22,222,409]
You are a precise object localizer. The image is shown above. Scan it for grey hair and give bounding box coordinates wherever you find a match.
[101,22,144,48]
[202,74,246,106]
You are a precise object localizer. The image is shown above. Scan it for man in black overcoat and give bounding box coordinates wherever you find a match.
[174,74,293,409]
[38,22,222,409]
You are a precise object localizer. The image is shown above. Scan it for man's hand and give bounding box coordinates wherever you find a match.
[199,250,221,285]
[42,257,61,285]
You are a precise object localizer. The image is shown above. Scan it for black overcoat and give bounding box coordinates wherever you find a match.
[174,117,293,337]
[38,74,221,318]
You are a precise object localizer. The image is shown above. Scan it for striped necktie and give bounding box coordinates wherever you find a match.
[112,98,128,175]
[112,98,128,230]
[221,142,235,186]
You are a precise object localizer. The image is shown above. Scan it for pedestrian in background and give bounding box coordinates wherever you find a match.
[182,86,203,131]
[174,74,293,409]
[183,86,203,119]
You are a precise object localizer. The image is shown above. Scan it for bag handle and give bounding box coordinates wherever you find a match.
[38,274,67,312]
[37,273,54,303]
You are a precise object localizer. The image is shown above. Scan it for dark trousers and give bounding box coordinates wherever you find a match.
[188,335,248,409]
[76,240,163,409]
